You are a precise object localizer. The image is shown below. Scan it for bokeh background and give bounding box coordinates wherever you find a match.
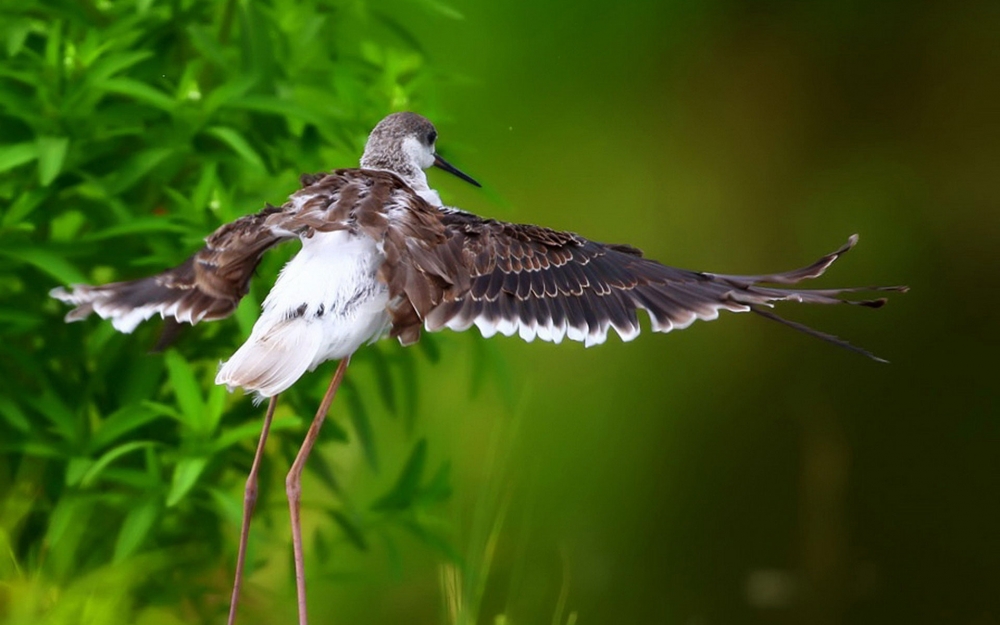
[1,1,997,624]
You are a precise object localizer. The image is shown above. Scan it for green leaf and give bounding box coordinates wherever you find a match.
[205,126,266,171]
[419,332,441,363]
[412,0,465,20]
[202,75,258,113]
[44,19,62,69]
[185,24,230,69]
[207,487,243,526]
[89,404,167,452]
[0,85,41,126]
[343,380,378,470]
[371,438,427,511]
[113,497,160,561]
[4,18,33,57]
[0,308,42,333]
[24,387,79,445]
[96,77,176,111]
[46,496,92,553]
[0,441,62,458]
[164,349,205,431]
[190,160,218,213]
[367,348,397,414]
[419,461,452,505]
[394,347,419,431]
[105,147,173,195]
[305,447,342,495]
[223,95,326,127]
[2,188,49,226]
[36,136,69,186]
[167,456,208,506]
[313,526,330,563]
[235,292,260,338]
[141,400,184,422]
[79,217,187,241]
[238,1,277,79]
[0,395,31,433]
[65,457,93,486]
[86,50,154,83]
[0,141,37,174]
[204,382,228,435]
[399,517,461,562]
[329,509,368,552]
[80,441,159,487]
[0,247,88,285]
[44,496,98,579]
[212,415,299,452]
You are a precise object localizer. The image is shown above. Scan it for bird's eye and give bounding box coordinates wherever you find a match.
[427,130,437,145]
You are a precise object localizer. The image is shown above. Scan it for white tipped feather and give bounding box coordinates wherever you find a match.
[534,321,553,343]
[550,321,567,344]
[565,323,587,343]
[584,324,609,348]
[474,317,499,338]
[109,307,154,333]
[612,321,640,342]
[518,320,538,342]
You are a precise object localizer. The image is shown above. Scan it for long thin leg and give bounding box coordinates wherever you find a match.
[227,394,279,625]
[286,356,351,625]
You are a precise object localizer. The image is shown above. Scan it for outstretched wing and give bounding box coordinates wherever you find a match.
[385,212,906,360]
[49,170,387,334]
[50,205,301,333]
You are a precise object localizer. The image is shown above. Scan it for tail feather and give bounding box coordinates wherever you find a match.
[215,320,323,399]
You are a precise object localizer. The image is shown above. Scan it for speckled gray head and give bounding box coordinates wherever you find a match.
[360,112,480,205]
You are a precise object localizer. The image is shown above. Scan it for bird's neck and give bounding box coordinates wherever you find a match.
[359,155,442,206]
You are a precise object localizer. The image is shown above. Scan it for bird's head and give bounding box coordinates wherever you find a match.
[360,112,480,190]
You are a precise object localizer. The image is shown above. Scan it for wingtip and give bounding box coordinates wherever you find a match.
[833,234,859,258]
[750,305,893,363]
[857,297,888,309]
[64,305,93,323]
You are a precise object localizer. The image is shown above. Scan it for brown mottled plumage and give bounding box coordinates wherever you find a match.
[50,111,907,625]
[54,166,904,361]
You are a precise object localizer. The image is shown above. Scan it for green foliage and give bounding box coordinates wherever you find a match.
[0,0,459,622]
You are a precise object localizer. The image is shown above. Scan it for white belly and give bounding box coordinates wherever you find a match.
[216,231,390,398]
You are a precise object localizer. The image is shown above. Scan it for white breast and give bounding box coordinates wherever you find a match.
[215,231,390,398]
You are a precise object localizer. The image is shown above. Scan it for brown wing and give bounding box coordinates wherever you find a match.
[387,213,906,361]
[50,205,297,333]
[49,169,397,334]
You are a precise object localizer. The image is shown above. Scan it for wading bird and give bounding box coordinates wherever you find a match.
[51,112,906,625]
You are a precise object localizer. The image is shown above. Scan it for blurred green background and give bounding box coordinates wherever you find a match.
[1,1,997,624]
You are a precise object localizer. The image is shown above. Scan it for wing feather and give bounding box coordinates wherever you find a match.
[49,170,377,336]
[382,209,906,360]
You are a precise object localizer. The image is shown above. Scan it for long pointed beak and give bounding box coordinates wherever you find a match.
[433,153,481,187]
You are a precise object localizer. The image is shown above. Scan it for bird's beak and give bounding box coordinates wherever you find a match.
[433,153,481,188]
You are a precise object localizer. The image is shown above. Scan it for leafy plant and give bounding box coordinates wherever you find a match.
[0,0,461,622]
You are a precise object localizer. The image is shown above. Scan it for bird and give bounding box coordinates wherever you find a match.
[50,111,906,625]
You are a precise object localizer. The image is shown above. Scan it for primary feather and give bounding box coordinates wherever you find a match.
[51,115,906,398]
[52,166,905,394]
